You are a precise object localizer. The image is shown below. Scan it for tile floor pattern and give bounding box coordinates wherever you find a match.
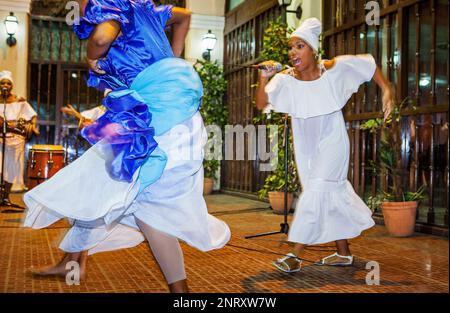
[0,193,448,293]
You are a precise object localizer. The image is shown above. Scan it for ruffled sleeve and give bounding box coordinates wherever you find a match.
[264,74,291,114]
[332,54,377,103]
[19,101,38,120]
[73,0,132,40]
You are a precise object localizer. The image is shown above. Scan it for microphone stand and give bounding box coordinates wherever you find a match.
[1,90,26,212]
[246,113,290,239]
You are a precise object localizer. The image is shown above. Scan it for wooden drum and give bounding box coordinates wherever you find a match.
[27,145,66,189]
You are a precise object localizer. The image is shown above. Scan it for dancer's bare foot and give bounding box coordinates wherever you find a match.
[29,251,88,281]
[169,279,189,293]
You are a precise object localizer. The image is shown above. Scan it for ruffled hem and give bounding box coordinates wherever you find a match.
[265,73,345,119]
[81,88,158,183]
[288,180,375,245]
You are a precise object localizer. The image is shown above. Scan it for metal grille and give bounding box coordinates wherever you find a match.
[222,0,283,193]
[27,0,187,163]
[322,0,449,229]
[27,16,101,165]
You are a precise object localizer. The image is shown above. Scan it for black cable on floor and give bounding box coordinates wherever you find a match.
[226,243,320,264]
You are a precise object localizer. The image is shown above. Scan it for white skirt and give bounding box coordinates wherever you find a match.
[0,137,26,190]
[23,112,231,255]
[288,179,375,245]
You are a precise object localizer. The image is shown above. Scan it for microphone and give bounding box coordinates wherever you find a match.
[251,62,283,72]
[237,62,283,72]
[1,87,8,97]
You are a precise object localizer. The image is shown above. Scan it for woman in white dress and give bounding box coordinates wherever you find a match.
[0,71,39,196]
[25,0,230,293]
[255,18,395,273]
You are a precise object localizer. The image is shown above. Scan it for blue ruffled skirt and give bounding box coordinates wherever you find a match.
[23,58,230,253]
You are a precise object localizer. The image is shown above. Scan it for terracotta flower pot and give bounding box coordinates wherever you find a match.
[381,201,418,237]
[203,178,214,195]
[268,191,294,215]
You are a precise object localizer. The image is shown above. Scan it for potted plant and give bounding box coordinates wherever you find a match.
[203,160,220,195]
[362,97,425,237]
[255,17,301,213]
[257,146,300,214]
[194,60,227,195]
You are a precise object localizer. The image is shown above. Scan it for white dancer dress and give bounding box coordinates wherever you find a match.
[24,112,231,254]
[265,54,376,245]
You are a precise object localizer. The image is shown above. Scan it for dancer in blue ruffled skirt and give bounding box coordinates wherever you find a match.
[24,0,230,293]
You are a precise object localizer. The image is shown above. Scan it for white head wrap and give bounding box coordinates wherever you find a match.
[291,18,322,52]
[0,70,14,84]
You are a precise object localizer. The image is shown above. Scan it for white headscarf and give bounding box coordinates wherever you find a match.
[0,70,14,84]
[291,18,322,53]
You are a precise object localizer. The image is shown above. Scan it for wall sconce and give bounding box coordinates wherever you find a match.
[4,12,18,47]
[202,30,217,62]
[278,0,303,20]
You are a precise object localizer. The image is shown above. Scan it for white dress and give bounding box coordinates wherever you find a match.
[265,54,376,245]
[80,106,106,121]
[23,112,231,255]
[0,100,37,191]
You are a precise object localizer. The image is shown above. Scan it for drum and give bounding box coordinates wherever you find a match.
[27,145,66,189]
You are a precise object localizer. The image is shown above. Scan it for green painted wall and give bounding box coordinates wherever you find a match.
[228,0,245,11]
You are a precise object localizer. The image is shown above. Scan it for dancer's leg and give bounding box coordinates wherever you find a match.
[135,217,188,293]
[335,239,351,256]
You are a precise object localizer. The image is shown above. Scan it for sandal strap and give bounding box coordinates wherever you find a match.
[321,252,353,263]
[275,253,301,272]
[277,253,301,263]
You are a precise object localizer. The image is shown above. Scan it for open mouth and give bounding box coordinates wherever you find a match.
[291,58,302,66]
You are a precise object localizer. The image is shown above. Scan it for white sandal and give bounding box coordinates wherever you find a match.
[272,253,302,273]
[315,252,354,266]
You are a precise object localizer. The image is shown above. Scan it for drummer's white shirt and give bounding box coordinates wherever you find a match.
[0,100,37,190]
[0,100,37,146]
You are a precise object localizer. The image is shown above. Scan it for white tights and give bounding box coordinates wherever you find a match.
[135,218,186,285]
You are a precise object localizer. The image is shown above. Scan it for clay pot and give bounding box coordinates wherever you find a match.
[203,178,214,195]
[381,201,418,237]
[268,191,294,215]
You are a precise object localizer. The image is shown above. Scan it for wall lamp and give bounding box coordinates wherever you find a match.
[4,12,18,47]
[278,0,303,20]
[202,30,217,62]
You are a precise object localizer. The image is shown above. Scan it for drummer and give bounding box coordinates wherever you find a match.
[0,71,39,199]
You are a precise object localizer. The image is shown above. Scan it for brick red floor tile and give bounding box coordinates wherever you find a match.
[0,193,448,293]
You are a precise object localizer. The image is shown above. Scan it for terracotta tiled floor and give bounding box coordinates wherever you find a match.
[0,193,448,293]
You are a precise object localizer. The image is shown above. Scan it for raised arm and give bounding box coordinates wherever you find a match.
[86,20,121,73]
[372,66,395,121]
[255,61,279,110]
[166,7,192,57]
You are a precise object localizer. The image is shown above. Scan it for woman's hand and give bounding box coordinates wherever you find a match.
[373,66,395,122]
[86,57,106,75]
[61,104,83,120]
[381,86,395,122]
[258,61,279,79]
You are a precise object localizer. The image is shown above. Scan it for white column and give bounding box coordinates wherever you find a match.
[0,0,31,99]
[185,0,225,64]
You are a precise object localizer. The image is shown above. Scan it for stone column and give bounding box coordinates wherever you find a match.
[0,0,31,98]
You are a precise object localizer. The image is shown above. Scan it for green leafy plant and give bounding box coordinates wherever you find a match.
[194,60,228,180]
[361,97,426,210]
[255,17,300,199]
